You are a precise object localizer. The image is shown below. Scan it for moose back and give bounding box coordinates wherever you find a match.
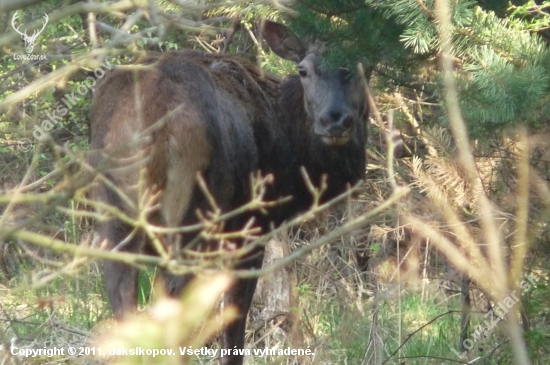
[89,20,367,365]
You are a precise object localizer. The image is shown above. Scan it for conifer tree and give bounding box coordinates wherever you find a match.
[287,0,550,136]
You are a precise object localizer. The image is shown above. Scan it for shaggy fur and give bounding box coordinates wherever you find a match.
[89,21,368,365]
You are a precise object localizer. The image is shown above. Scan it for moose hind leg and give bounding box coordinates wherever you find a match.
[101,219,141,319]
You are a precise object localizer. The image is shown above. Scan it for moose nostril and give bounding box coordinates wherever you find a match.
[320,111,353,136]
[321,112,353,136]
[329,110,342,122]
[321,110,346,125]
[341,114,353,129]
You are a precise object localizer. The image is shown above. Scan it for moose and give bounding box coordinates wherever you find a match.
[89,20,367,365]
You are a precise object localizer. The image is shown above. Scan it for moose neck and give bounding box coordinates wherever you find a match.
[277,74,367,208]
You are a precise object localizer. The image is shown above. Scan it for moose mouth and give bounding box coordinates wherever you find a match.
[321,135,350,146]
[314,120,352,146]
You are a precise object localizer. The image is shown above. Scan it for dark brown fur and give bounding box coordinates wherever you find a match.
[89,21,367,365]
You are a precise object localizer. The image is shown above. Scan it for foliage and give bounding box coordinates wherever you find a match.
[288,0,415,76]
[289,0,550,136]
[0,1,549,365]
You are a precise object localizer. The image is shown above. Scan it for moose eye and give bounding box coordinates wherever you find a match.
[298,66,308,77]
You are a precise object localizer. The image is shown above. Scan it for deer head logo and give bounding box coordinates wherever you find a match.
[12,12,48,54]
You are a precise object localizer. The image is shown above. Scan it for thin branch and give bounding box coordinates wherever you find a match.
[7,229,166,267]
[383,311,462,364]
[234,187,409,279]
[0,0,139,49]
[0,0,44,13]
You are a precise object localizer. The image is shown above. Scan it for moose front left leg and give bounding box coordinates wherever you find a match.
[220,252,263,365]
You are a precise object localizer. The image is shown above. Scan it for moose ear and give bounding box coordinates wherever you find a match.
[261,20,307,64]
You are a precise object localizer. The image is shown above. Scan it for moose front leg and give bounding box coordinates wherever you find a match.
[220,251,263,365]
[221,277,259,365]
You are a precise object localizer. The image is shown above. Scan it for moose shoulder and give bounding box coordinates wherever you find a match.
[89,20,367,365]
